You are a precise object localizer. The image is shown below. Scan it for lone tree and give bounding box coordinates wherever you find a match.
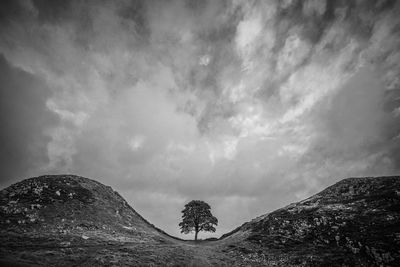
[179,200,218,241]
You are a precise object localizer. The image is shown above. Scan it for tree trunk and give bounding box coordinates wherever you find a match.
[194,222,199,241]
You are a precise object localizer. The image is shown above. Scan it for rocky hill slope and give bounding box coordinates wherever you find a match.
[221,176,400,266]
[0,175,187,266]
[0,175,166,239]
[0,175,399,266]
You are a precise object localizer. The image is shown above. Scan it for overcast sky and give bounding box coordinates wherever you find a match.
[1,0,400,239]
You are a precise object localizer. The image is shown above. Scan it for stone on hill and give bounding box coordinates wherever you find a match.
[222,176,400,266]
[0,175,161,239]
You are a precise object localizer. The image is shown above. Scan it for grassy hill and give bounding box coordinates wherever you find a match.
[1,175,399,266]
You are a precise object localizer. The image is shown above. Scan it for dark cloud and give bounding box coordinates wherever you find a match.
[0,0,28,23]
[0,54,58,186]
[32,0,73,23]
[117,0,150,40]
[299,67,398,178]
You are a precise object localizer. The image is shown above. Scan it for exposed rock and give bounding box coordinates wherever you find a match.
[222,176,400,266]
[0,175,158,235]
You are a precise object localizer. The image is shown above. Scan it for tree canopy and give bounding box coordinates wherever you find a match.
[178,200,218,241]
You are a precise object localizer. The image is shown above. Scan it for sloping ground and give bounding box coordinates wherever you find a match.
[0,175,241,266]
[0,175,165,238]
[0,175,399,266]
[0,175,185,265]
[220,176,400,266]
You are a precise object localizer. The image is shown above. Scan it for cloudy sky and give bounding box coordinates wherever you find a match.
[1,0,400,239]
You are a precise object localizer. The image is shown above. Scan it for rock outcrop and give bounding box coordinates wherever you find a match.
[222,176,400,266]
[0,175,168,242]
